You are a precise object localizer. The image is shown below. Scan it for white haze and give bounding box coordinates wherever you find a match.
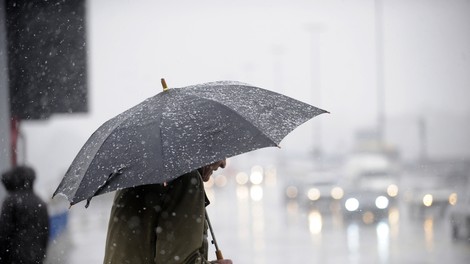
[18,0,470,198]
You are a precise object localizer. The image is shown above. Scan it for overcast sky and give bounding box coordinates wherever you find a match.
[19,0,470,197]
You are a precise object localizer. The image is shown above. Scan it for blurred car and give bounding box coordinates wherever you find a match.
[342,153,400,218]
[449,193,470,241]
[339,169,399,224]
[300,179,344,212]
[283,170,344,213]
[354,171,400,205]
[406,187,456,219]
[341,189,391,224]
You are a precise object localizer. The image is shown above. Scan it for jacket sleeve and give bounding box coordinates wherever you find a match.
[154,171,213,264]
[181,222,212,264]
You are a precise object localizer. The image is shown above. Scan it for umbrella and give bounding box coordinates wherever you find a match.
[53,79,328,207]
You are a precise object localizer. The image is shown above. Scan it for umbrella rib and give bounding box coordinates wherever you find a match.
[65,99,158,205]
[87,96,169,203]
[58,119,123,204]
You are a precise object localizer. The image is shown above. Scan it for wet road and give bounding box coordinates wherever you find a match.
[205,178,470,264]
[45,172,470,264]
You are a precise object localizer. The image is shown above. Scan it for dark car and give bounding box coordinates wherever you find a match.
[341,189,392,224]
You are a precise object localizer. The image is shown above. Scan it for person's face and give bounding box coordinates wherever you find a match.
[200,159,226,182]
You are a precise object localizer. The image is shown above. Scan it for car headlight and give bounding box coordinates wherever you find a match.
[345,198,359,211]
[423,194,433,207]
[250,166,263,185]
[307,188,321,201]
[387,184,398,197]
[449,192,457,206]
[235,172,249,185]
[286,186,298,199]
[331,187,344,200]
[375,196,389,209]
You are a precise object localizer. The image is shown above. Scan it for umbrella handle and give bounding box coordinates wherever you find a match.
[205,210,224,260]
[215,249,224,260]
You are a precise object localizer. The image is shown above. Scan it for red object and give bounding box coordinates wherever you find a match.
[10,116,20,166]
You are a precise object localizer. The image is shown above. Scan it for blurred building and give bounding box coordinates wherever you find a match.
[0,0,88,200]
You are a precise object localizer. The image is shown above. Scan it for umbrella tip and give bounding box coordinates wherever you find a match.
[161,78,169,91]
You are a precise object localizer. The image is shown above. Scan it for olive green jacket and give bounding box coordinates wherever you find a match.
[103,171,212,264]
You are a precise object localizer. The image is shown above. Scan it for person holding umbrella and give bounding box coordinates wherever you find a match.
[103,159,232,264]
[52,80,327,263]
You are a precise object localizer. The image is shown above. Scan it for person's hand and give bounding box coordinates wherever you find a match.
[210,259,233,264]
[199,159,227,182]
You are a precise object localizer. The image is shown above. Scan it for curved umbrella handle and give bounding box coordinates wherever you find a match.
[205,210,224,260]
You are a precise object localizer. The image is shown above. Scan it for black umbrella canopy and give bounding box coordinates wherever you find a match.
[53,81,328,206]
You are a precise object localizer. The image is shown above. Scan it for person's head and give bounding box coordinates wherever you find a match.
[198,159,227,182]
[1,166,36,192]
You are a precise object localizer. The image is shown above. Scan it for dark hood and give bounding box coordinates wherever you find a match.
[1,166,36,192]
